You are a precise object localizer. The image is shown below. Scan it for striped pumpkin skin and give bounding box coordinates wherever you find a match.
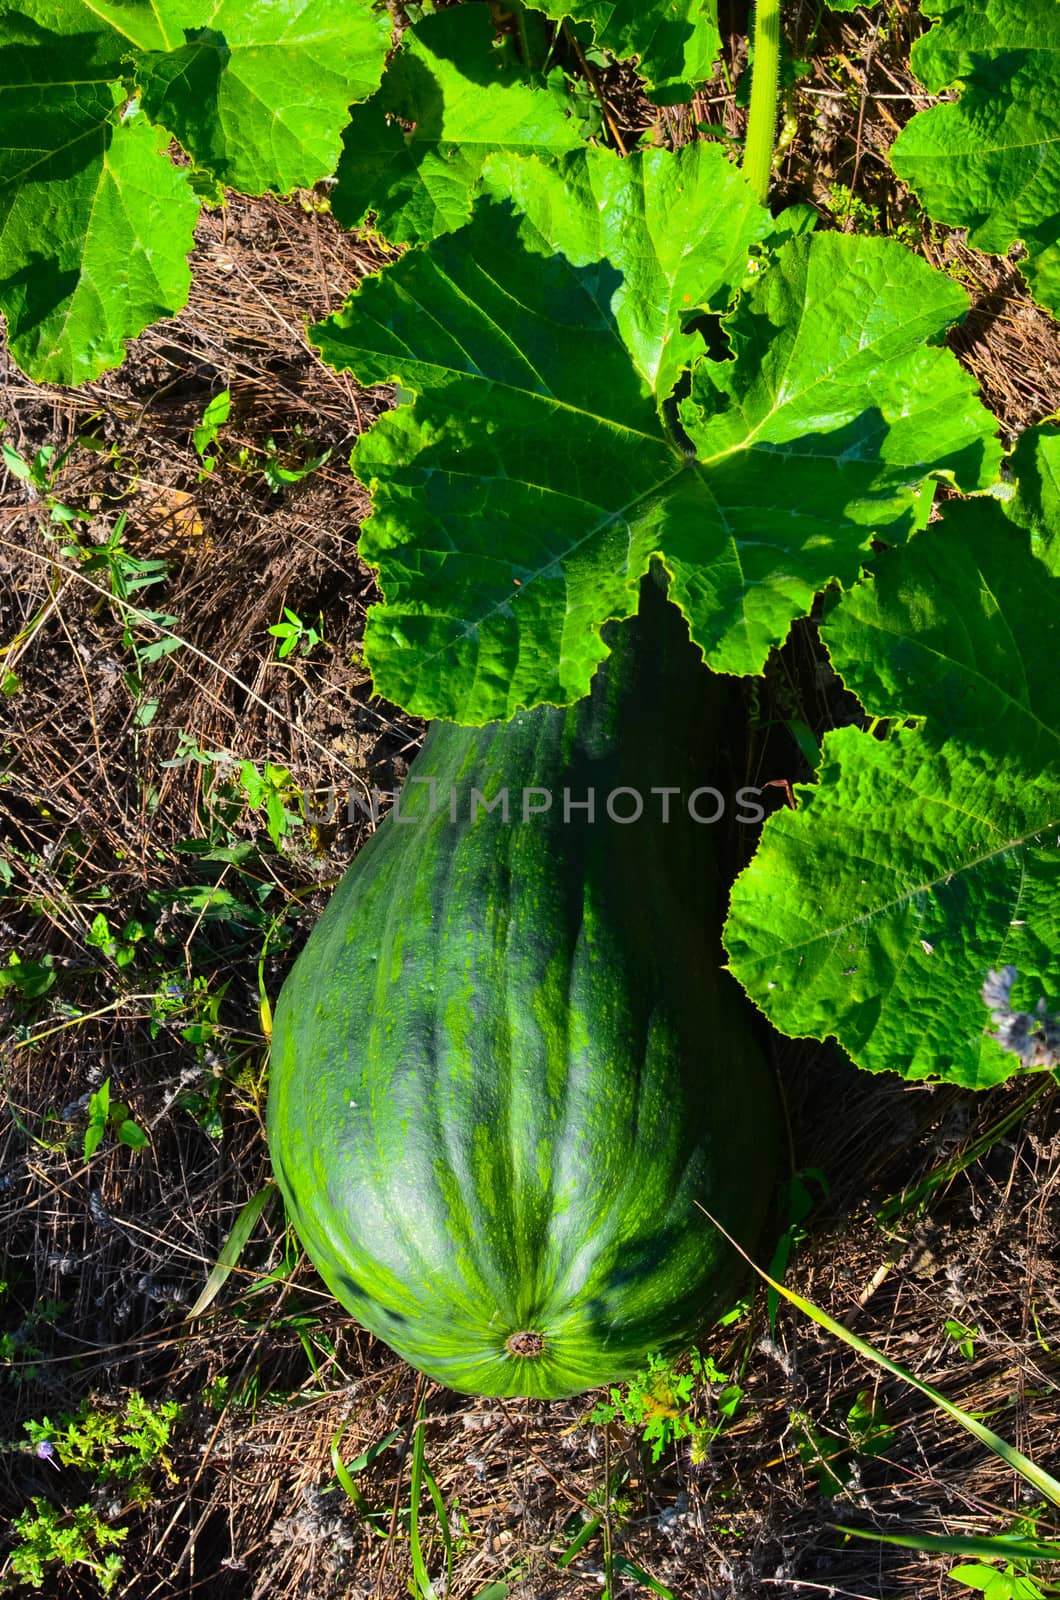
[267,579,778,1399]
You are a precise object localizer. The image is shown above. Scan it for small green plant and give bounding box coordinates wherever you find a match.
[239,427,330,494]
[2,1394,182,1594]
[85,911,148,970]
[791,1390,895,1498]
[200,1375,230,1413]
[23,1392,181,1494]
[83,1078,149,1160]
[4,1498,126,1594]
[826,180,883,235]
[0,950,56,1001]
[589,1350,742,1464]
[232,760,304,850]
[192,387,231,472]
[948,1506,1060,1599]
[946,1317,979,1362]
[0,425,82,523]
[49,514,186,727]
[268,606,325,660]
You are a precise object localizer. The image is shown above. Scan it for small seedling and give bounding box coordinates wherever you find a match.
[83,1078,149,1160]
[258,429,331,493]
[946,1317,979,1363]
[234,760,304,849]
[268,606,325,660]
[85,911,147,970]
[192,387,231,472]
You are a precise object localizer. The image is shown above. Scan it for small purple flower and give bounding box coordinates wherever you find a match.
[35,1440,60,1469]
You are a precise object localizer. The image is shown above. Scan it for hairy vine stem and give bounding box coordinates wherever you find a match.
[743,0,782,205]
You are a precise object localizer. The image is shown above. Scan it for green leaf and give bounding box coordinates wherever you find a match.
[890,0,1060,319]
[314,148,998,722]
[136,0,393,195]
[331,4,582,244]
[725,439,1060,1085]
[530,0,721,103]
[0,1,392,383]
[0,26,199,384]
[116,1119,149,1149]
[185,1184,277,1318]
[1008,425,1060,537]
[841,1529,1060,1564]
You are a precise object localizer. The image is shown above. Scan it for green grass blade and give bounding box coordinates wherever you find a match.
[329,1423,401,1538]
[877,1082,1050,1226]
[698,1205,1060,1509]
[408,1408,438,1600]
[839,1526,1060,1562]
[419,1452,453,1596]
[557,1514,602,1567]
[473,1586,510,1599]
[185,1185,277,1320]
[613,1554,676,1597]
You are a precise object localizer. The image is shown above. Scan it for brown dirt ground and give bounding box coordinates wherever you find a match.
[1,2,1059,1597]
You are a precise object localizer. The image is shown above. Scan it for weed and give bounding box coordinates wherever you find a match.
[945,1317,980,1362]
[258,430,331,493]
[82,1077,149,1160]
[85,911,148,970]
[269,605,325,660]
[21,1391,181,1494]
[3,1499,126,1594]
[791,1390,895,1497]
[192,387,231,473]
[589,1350,742,1465]
[1,1394,183,1593]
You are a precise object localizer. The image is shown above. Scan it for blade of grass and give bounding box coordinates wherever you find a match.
[877,1082,1051,1226]
[419,1449,453,1597]
[409,1406,438,1600]
[613,1554,676,1597]
[185,1185,277,1319]
[330,1423,401,1537]
[839,1527,1060,1562]
[697,1204,1060,1509]
[557,1514,602,1567]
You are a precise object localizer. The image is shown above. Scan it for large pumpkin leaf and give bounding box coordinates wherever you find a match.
[313,147,999,723]
[0,9,199,384]
[331,4,582,245]
[890,0,1060,319]
[529,0,720,103]
[724,434,1060,1087]
[136,0,392,195]
[0,0,392,381]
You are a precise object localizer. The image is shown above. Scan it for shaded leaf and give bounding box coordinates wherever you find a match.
[890,0,1060,318]
[530,0,720,103]
[724,432,1060,1085]
[332,4,582,244]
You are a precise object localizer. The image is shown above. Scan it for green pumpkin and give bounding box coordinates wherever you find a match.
[268,575,778,1398]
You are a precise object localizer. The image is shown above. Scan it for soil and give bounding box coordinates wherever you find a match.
[1,3,1058,1598]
